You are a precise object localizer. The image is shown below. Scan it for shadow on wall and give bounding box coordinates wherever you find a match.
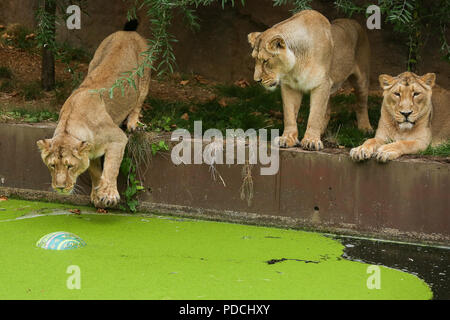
[0,0,448,88]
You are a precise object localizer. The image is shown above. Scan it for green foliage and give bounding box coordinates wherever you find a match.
[146,115,176,132]
[151,140,169,155]
[142,85,381,148]
[35,4,57,53]
[143,85,280,134]
[119,153,144,212]
[335,0,450,70]
[273,0,312,12]
[0,109,59,123]
[420,141,450,157]
[119,131,169,212]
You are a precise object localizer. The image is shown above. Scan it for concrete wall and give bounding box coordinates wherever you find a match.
[0,123,449,245]
[1,0,448,88]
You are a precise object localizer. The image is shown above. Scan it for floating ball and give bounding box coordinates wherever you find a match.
[36,232,86,250]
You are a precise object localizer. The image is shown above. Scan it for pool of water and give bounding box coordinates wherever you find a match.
[336,236,449,300]
[0,198,447,300]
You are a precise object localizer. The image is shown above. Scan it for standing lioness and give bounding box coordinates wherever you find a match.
[37,21,150,208]
[248,10,372,150]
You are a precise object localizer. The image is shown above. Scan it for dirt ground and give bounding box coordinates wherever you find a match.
[0,45,235,112]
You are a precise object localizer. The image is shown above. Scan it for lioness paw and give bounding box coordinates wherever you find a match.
[300,137,324,151]
[375,145,401,163]
[350,145,374,161]
[93,184,120,208]
[127,120,146,132]
[277,135,300,148]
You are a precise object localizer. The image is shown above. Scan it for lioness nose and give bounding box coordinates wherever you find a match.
[400,111,412,118]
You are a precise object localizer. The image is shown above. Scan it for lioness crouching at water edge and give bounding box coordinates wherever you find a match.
[248,10,372,151]
[36,21,150,208]
[350,72,450,162]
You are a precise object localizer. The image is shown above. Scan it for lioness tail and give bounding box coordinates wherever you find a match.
[123,19,139,31]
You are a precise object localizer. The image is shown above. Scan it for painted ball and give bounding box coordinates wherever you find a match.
[36,232,86,250]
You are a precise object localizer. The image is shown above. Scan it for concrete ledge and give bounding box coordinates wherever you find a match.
[0,122,449,245]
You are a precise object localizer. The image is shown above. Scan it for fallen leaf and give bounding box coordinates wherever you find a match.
[207,93,217,102]
[69,209,81,214]
[234,78,250,88]
[194,75,208,85]
[180,113,189,121]
[218,98,227,107]
[142,103,152,111]
[0,196,8,202]
[269,110,283,119]
[180,80,189,86]
[97,208,108,214]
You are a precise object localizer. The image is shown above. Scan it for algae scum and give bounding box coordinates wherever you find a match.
[0,199,442,299]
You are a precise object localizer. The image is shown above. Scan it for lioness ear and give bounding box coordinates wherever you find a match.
[379,74,395,90]
[77,141,92,155]
[420,73,436,88]
[247,32,261,48]
[36,139,51,152]
[266,35,286,54]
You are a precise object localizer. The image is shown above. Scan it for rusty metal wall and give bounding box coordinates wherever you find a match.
[0,123,448,244]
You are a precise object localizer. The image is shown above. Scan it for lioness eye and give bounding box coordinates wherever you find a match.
[67,164,74,169]
[413,92,420,97]
[394,92,400,97]
[50,164,55,169]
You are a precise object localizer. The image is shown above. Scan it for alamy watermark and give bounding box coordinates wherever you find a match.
[66,265,81,290]
[366,5,381,30]
[366,265,381,289]
[66,5,81,30]
[171,121,280,176]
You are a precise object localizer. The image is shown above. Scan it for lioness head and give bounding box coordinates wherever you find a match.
[379,72,435,130]
[248,31,296,90]
[36,135,92,194]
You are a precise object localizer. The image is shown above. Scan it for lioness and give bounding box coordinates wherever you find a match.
[350,72,449,162]
[37,21,150,207]
[248,10,372,150]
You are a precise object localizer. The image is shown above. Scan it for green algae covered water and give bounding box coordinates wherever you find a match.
[0,199,435,299]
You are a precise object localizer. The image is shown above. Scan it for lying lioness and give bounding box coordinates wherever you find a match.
[350,72,449,162]
[37,22,150,207]
[248,10,372,150]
